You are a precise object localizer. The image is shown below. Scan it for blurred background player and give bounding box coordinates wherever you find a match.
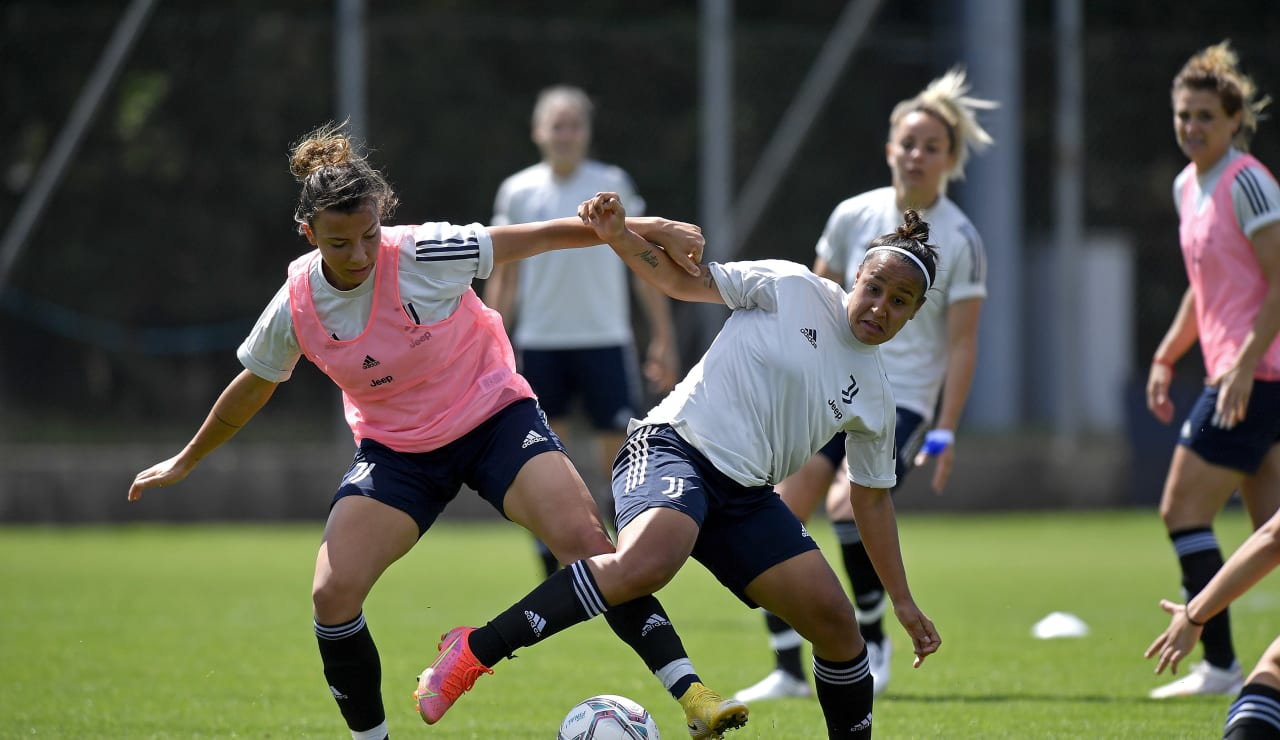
[127,123,707,740]
[484,85,680,577]
[735,67,993,702]
[1145,40,1280,699]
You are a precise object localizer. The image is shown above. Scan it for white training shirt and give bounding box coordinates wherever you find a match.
[1173,147,1280,238]
[636,260,898,490]
[491,159,645,349]
[236,221,493,382]
[816,186,987,421]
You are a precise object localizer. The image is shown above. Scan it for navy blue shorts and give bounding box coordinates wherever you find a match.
[612,424,819,608]
[815,407,926,484]
[519,345,640,431]
[331,398,567,536]
[1178,380,1280,474]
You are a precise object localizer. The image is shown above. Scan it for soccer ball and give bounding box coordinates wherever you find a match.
[557,694,661,740]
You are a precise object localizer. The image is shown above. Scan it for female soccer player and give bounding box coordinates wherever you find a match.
[418,192,942,740]
[1146,40,1280,699]
[126,124,725,740]
[737,66,993,702]
[485,84,679,578]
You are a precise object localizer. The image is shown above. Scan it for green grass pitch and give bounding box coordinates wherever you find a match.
[3,510,1275,738]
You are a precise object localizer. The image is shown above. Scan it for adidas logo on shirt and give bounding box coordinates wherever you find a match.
[522,430,548,449]
[525,610,546,638]
[801,327,818,348]
[641,613,672,637]
[362,355,381,369]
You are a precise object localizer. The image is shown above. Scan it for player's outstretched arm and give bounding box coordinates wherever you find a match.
[127,369,278,501]
[580,192,720,304]
[1145,506,1280,674]
[848,481,941,666]
[488,210,703,273]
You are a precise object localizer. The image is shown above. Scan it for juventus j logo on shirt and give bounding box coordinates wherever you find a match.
[841,374,859,403]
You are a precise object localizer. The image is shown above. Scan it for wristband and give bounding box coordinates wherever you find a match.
[920,429,955,456]
[1184,607,1206,627]
[1152,357,1175,369]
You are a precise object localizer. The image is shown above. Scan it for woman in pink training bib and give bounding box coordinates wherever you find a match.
[126,123,734,740]
[1146,41,1280,703]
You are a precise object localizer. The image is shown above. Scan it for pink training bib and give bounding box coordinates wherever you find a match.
[1179,153,1280,381]
[287,231,533,452]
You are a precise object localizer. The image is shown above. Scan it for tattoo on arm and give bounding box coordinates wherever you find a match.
[634,248,660,269]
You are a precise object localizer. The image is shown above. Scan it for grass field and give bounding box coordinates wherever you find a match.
[3,510,1276,739]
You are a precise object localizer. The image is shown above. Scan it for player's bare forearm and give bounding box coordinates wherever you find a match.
[848,483,912,603]
[1154,287,1199,364]
[850,482,942,663]
[580,192,720,303]
[187,370,278,460]
[128,370,277,501]
[1191,507,1280,621]
[628,216,705,267]
[1147,508,1280,673]
[490,218,606,264]
[610,236,720,304]
[1232,289,1280,374]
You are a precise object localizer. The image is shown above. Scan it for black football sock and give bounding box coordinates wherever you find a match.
[467,560,606,667]
[813,646,874,739]
[315,612,385,733]
[603,595,701,699]
[1171,527,1236,669]
[834,519,886,645]
[1225,683,1280,739]
[763,610,806,679]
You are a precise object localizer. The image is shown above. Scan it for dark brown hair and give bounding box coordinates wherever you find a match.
[861,209,940,291]
[289,122,399,233]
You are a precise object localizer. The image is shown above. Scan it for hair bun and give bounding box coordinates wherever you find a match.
[289,124,354,180]
[897,209,931,243]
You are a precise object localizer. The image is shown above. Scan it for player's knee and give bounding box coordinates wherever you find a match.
[541,521,615,563]
[801,593,860,655]
[609,549,680,601]
[1251,637,1280,685]
[312,573,369,621]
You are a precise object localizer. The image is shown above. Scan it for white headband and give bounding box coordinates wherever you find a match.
[864,245,931,293]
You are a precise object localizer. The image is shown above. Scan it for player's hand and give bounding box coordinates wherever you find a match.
[644,337,679,394]
[1143,599,1204,675]
[1209,362,1253,430]
[1146,361,1175,425]
[579,192,628,242]
[893,599,941,667]
[912,429,954,494]
[641,219,704,273]
[587,197,705,277]
[127,455,195,501]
